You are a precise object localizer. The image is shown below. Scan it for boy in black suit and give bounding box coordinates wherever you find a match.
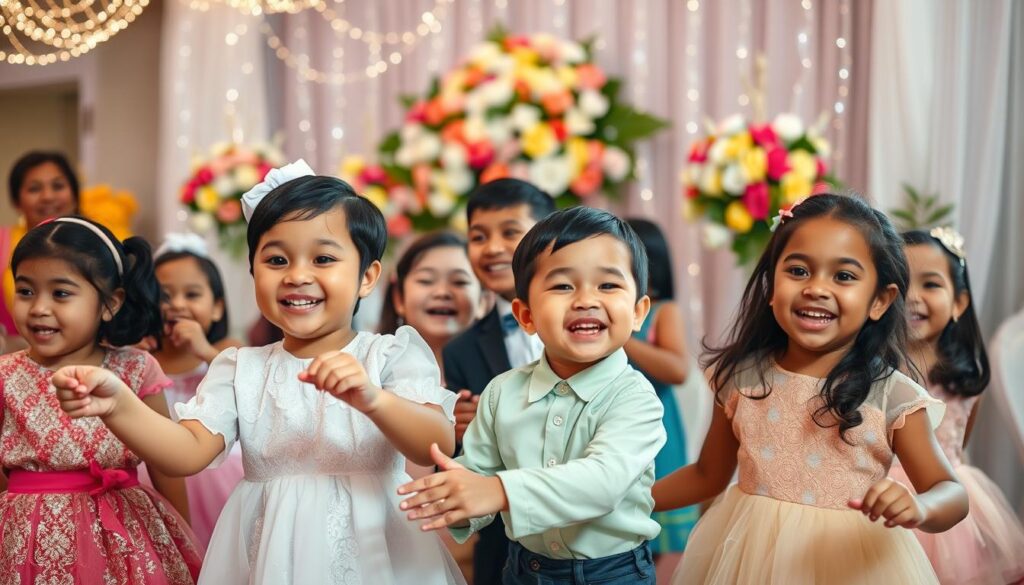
[442,178,555,583]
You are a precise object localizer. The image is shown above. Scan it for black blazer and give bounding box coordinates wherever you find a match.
[442,307,511,396]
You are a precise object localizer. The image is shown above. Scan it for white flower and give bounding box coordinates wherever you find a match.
[469,42,502,67]
[699,165,722,195]
[579,90,610,118]
[209,141,231,157]
[233,164,260,189]
[414,132,442,163]
[511,104,542,131]
[560,41,586,64]
[529,155,573,196]
[702,223,732,249]
[810,135,832,158]
[213,174,236,198]
[565,107,596,136]
[395,145,416,168]
[400,123,425,143]
[490,54,516,76]
[448,206,469,233]
[479,77,514,108]
[189,212,215,233]
[485,119,513,145]
[602,146,631,182]
[441,144,467,169]
[708,138,730,165]
[682,163,702,187]
[463,92,487,116]
[427,189,458,217]
[721,163,748,195]
[444,165,475,196]
[463,116,487,143]
[717,114,746,136]
[772,113,805,142]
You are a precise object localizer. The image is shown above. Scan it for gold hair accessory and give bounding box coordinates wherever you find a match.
[929,226,966,266]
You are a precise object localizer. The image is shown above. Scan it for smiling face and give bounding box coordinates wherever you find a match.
[513,234,649,379]
[394,245,480,348]
[12,257,119,368]
[17,162,76,228]
[253,207,381,357]
[905,242,968,347]
[467,204,538,300]
[156,256,223,339]
[771,217,897,374]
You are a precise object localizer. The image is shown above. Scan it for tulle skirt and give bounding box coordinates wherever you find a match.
[890,463,1024,584]
[672,485,939,584]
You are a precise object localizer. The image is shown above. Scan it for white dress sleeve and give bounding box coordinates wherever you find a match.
[174,347,240,467]
[375,326,458,423]
[883,371,945,443]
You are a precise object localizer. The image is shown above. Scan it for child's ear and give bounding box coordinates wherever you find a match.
[868,283,899,321]
[511,297,536,335]
[632,295,652,332]
[211,298,225,323]
[102,289,126,322]
[358,260,383,299]
[390,279,405,318]
[952,289,970,323]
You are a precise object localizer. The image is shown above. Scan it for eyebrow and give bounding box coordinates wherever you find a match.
[261,238,343,251]
[544,266,628,280]
[15,275,81,288]
[783,253,864,271]
[920,271,948,280]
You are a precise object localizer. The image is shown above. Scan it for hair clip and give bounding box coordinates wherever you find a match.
[155,232,209,259]
[929,225,966,266]
[241,159,315,222]
[769,197,811,233]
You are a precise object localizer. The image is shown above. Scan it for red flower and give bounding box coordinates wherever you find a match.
[688,139,710,163]
[812,180,831,195]
[750,124,780,149]
[359,165,388,185]
[480,163,510,184]
[541,90,573,116]
[550,119,568,142]
[575,64,607,90]
[503,36,531,51]
[387,214,413,238]
[181,183,197,205]
[441,120,466,145]
[466,141,495,169]
[816,157,827,179]
[195,167,214,185]
[257,163,273,180]
[424,98,446,127]
[766,147,790,181]
[742,182,770,220]
[684,185,700,200]
[407,101,428,123]
[570,165,603,197]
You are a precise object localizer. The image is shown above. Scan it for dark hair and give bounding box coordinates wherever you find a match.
[378,231,468,335]
[466,178,556,225]
[11,216,162,347]
[902,230,989,397]
[8,150,81,208]
[512,206,648,303]
[246,175,387,315]
[705,193,912,441]
[626,218,675,301]
[155,251,230,344]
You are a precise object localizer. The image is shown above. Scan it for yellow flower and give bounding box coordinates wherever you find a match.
[196,186,220,213]
[340,155,365,180]
[567,137,589,173]
[521,123,558,159]
[80,184,138,241]
[512,46,539,67]
[723,132,753,161]
[363,185,389,211]
[682,198,704,221]
[781,171,813,204]
[740,147,767,183]
[699,166,722,196]
[556,65,578,89]
[725,200,754,234]
[788,149,818,181]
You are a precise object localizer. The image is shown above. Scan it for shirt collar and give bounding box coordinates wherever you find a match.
[495,296,514,318]
[527,349,629,403]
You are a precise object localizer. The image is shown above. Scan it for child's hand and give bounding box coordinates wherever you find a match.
[298,351,383,413]
[52,365,130,419]
[848,477,926,529]
[167,318,215,361]
[397,443,508,531]
[453,390,479,443]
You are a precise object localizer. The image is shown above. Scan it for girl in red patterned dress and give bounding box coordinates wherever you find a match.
[0,216,203,584]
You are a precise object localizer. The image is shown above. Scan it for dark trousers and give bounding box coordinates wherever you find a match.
[502,541,655,585]
[474,516,510,584]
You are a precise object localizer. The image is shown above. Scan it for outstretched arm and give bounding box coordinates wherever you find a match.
[623,302,689,385]
[54,365,226,477]
[849,410,968,533]
[653,402,738,511]
[141,392,192,521]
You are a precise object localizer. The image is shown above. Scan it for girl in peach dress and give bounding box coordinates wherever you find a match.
[889,228,1024,585]
[655,194,969,584]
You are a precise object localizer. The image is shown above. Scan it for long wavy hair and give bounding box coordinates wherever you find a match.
[903,230,989,397]
[704,194,913,441]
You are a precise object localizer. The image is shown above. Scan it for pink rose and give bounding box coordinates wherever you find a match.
[196,168,214,185]
[387,214,413,238]
[216,199,243,223]
[816,157,827,179]
[766,147,790,181]
[688,139,710,163]
[575,64,607,90]
[466,141,495,169]
[359,165,388,185]
[742,182,770,220]
[570,165,603,197]
[750,124,780,150]
[407,101,428,123]
[257,163,273,181]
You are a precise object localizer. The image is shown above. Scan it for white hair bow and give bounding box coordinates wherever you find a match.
[241,159,315,222]
[155,232,209,259]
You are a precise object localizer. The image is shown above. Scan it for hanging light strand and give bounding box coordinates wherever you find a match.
[832,0,851,174]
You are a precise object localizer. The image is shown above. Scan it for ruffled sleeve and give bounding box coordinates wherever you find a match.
[371,326,457,423]
[175,347,240,467]
[884,371,945,444]
[135,351,174,399]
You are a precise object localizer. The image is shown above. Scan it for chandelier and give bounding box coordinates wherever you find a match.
[0,0,150,65]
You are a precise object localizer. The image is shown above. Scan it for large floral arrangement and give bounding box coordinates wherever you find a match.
[374,27,667,232]
[682,113,832,265]
[80,184,138,241]
[179,142,286,257]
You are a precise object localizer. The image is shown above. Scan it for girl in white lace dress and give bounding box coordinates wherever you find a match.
[51,161,466,585]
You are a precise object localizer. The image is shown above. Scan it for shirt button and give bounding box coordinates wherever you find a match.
[552,415,564,426]
[555,383,569,395]
[546,458,557,467]
[549,542,561,552]
[529,559,541,571]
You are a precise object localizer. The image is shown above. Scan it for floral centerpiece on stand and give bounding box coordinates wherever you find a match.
[179,142,286,257]
[373,26,667,232]
[682,113,833,266]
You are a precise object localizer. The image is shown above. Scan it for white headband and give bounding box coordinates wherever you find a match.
[240,159,315,222]
[52,217,123,277]
[155,232,209,260]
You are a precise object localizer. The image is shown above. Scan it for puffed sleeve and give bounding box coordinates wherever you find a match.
[884,371,945,444]
[175,347,240,467]
[135,351,173,399]
[370,326,457,423]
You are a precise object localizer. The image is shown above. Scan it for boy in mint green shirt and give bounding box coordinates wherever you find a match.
[399,207,666,584]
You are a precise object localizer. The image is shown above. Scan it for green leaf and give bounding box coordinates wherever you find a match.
[399,94,419,110]
[378,132,401,156]
[889,209,917,226]
[381,163,412,185]
[902,183,920,205]
[486,24,509,44]
[788,136,817,153]
[926,204,954,225]
[597,105,669,145]
[600,78,623,101]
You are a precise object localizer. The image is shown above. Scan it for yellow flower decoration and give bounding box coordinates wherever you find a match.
[567,137,589,173]
[788,149,818,181]
[196,186,221,213]
[723,133,753,161]
[780,171,813,204]
[740,147,767,183]
[556,65,578,89]
[340,155,365,181]
[725,200,754,234]
[80,184,138,241]
[363,185,389,211]
[522,123,558,159]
